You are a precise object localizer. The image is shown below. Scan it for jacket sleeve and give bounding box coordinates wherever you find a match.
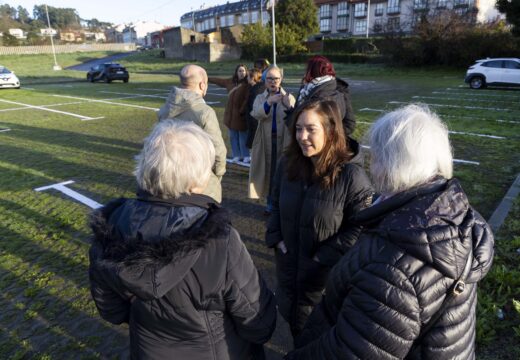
[314,166,374,267]
[208,77,234,92]
[251,93,270,122]
[341,89,356,135]
[265,160,285,248]
[157,89,175,121]
[224,227,277,344]
[202,108,227,178]
[88,243,132,325]
[287,262,421,359]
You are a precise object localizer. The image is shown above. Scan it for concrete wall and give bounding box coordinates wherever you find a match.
[0,43,136,55]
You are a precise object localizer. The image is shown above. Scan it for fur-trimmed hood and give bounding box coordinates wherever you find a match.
[89,193,231,300]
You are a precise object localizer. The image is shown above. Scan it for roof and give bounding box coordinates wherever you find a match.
[181,0,266,21]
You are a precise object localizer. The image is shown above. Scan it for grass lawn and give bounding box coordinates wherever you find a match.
[0,50,518,358]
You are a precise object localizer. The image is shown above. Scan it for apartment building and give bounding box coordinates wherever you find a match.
[180,0,270,33]
[315,0,478,37]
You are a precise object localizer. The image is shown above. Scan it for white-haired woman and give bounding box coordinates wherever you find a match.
[285,104,494,360]
[89,120,276,360]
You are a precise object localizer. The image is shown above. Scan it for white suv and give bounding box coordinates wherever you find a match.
[465,58,520,89]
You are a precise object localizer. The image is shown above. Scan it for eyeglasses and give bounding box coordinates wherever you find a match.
[266,77,281,82]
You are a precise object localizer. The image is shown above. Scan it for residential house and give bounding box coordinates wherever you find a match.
[8,29,26,39]
[122,21,166,45]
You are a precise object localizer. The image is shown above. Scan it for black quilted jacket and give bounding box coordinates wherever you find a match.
[89,192,276,360]
[287,178,494,359]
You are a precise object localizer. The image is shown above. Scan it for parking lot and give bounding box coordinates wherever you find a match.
[0,67,519,358]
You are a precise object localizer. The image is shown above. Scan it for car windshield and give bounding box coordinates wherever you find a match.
[0,67,11,74]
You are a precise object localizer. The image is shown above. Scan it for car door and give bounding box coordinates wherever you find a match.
[501,60,520,85]
[481,60,503,84]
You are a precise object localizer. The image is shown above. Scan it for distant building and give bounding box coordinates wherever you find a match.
[8,29,26,39]
[313,0,479,37]
[180,0,269,33]
[105,24,127,43]
[39,28,58,36]
[122,21,166,45]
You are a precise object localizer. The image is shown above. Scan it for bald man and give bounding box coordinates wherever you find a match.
[157,64,227,203]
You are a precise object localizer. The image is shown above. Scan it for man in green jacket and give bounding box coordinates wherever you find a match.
[157,64,227,202]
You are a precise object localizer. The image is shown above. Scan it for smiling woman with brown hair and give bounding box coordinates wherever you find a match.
[266,100,373,339]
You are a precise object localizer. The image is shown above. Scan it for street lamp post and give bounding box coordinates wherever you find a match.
[270,0,276,65]
[366,0,371,38]
[45,4,61,70]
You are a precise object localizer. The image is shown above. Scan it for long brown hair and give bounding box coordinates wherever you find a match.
[285,100,353,188]
[232,64,248,85]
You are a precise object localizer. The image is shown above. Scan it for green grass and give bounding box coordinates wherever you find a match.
[0,50,518,358]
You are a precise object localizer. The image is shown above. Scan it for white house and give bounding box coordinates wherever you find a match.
[8,28,26,39]
[122,21,166,45]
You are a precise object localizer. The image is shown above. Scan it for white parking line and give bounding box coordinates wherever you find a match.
[0,128,11,132]
[51,94,160,111]
[448,131,505,139]
[435,90,520,99]
[360,144,479,165]
[413,95,517,105]
[441,114,520,125]
[205,92,228,97]
[136,87,170,92]
[388,101,512,112]
[0,98,101,121]
[100,90,167,99]
[359,108,384,112]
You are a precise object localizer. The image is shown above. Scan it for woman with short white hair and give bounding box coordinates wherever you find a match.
[286,104,494,360]
[89,120,276,360]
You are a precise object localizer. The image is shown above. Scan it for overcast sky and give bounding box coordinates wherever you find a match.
[4,0,501,27]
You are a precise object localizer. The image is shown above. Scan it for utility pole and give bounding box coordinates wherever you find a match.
[269,0,276,65]
[366,0,370,38]
[45,4,61,70]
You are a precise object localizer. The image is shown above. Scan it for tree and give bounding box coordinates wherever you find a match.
[496,0,520,36]
[274,0,318,41]
[32,5,81,29]
[16,6,30,24]
[1,31,18,46]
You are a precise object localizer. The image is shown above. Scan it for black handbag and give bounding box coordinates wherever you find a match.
[405,250,473,359]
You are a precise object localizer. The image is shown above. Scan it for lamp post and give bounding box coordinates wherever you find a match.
[45,4,61,70]
[268,0,276,65]
[366,0,370,38]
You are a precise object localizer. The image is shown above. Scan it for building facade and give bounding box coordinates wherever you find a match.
[314,0,478,37]
[180,0,270,33]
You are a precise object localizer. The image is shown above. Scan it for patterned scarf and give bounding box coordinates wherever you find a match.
[297,75,335,103]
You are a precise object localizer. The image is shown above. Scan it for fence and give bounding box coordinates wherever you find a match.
[0,43,136,55]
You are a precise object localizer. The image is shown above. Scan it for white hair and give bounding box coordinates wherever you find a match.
[369,104,453,194]
[135,120,215,199]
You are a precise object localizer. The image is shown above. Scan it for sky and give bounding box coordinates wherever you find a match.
[4,0,501,26]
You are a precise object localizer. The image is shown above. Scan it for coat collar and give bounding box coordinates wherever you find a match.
[136,189,220,210]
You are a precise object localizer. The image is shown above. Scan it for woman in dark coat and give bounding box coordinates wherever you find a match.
[286,55,355,135]
[89,120,276,360]
[208,63,248,92]
[285,104,494,359]
[266,100,373,338]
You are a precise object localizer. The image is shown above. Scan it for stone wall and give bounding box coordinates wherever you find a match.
[0,43,135,55]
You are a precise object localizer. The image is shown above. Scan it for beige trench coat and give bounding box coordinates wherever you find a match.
[248,88,295,199]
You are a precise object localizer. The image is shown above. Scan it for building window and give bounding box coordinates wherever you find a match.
[228,14,235,26]
[387,0,400,14]
[320,4,332,18]
[262,11,269,25]
[337,15,348,30]
[387,17,400,31]
[354,19,367,33]
[220,16,226,27]
[182,20,192,29]
[354,3,367,17]
[209,18,215,29]
[437,0,447,8]
[373,18,383,32]
[414,0,427,10]
[320,18,331,32]
[251,10,258,23]
[375,3,384,16]
[454,0,468,6]
[337,2,348,16]
[241,13,249,24]
[196,22,202,32]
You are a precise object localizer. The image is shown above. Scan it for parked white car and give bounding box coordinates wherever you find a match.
[465,58,520,89]
[0,66,20,89]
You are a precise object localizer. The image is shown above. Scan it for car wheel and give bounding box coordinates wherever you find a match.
[469,76,485,89]
[104,76,111,83]
[123,78,129,83]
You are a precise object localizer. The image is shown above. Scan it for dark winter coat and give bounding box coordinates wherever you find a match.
[89,192,277,360]
[286,78,356,136]
[286,178,494,360]
[223,80,250,131]
[265,139,374,336]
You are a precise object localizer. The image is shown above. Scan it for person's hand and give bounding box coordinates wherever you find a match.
[276,241,288,254]
[267,93,283,106]
[281,94,292,108]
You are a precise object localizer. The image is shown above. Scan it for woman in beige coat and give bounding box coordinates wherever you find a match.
[249,65,295,214]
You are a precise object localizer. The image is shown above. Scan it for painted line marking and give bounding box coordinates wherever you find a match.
[51,94,159,111]
[488,173,520,233]
[136,87,170,92]
[0,128,11,132]
[434,90,520,99]
[0,98,100,120]
[441,114,520,125]
[34,180,103,209]
[21,87,35,90]
[100,90,167,99]
[205,92,228,97]
[388,101,512,112]
[206,101,220,105]
[359,108,384,112]
[413,95,518,106]
[360,145,479,165]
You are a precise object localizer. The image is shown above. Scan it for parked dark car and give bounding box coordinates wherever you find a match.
[87,63,129,83]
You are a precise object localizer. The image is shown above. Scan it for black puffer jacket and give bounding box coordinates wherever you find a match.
[266,139,373,336]
[286,78,355,135]
[286,178,494,360]
[89,192,276,360]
